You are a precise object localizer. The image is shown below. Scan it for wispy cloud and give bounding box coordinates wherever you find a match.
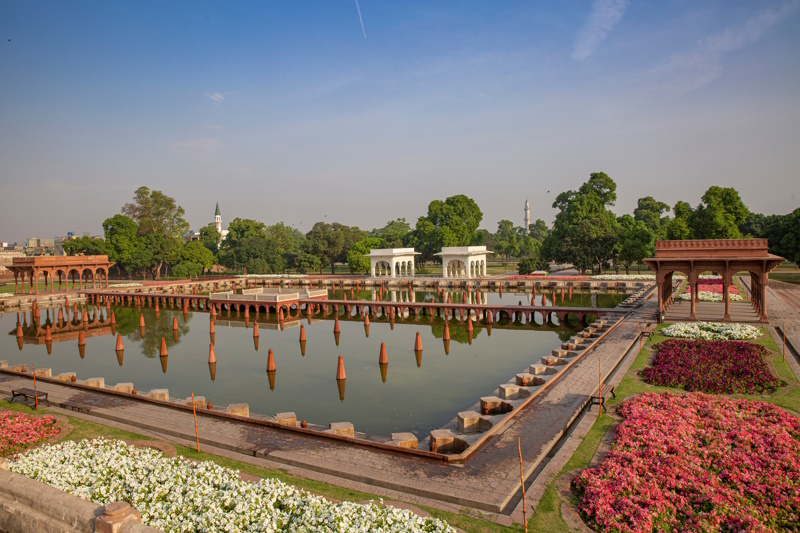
[163,138,221,160]
[572,0,629,60]
[205,92,225,104]
[355,0,366,39]
[637,2,798,101]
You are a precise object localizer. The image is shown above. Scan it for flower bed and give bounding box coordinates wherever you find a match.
[641,338,780,394]
[591,274,655,280]
[573,392,800,533]
[10,439,456,533]
[0,411,61,456]
[661,321,761,340]
[677,290,744,302]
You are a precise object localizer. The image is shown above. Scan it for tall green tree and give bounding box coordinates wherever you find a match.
[617,215,655,274]
[62,236,108,257]
[370,218,411,248]
[494,219,520,262]
[762,208,800,263]
[527,219,550,242]
[102,214,143,276]
[198,223,222,256]
[543,172,620,274]
[346,237,385,274]
[121,187,189,278]
[692,186,749,239]
[665,201,694,240]
[410,195,483,263]
[223,218,267,248]
[633,196,670,238]
[305,222,366,274]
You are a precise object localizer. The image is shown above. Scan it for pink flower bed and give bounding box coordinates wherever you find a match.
[574,393,800,532]
[0,411,60,456]
[687,279,739,295]
[641,339,781,394]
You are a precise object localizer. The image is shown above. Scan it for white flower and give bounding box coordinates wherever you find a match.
[677,291,744,303]
[662,322,761,340]
[10,439,456,533]
[592,274,656,280]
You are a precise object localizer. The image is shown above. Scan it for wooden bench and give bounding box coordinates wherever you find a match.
[11,388,48,408]
[590,384,615,412]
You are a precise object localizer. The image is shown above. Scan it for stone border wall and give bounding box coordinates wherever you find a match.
[0,464,162,533]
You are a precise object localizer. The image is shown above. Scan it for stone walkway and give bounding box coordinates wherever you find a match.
[0,311,649,520]
[766,281,800,364]
[664,301,761,323]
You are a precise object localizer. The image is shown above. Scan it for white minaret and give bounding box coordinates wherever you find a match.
[523,198,531,234]
[214,203,222,234]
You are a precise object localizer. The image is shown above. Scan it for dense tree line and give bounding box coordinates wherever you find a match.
[62,182,798,279]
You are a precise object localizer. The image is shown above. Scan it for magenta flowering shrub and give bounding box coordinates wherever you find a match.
[574,393,800,532]
[690,279,740,295]
[0,411,60,456]
[642,339,781,394]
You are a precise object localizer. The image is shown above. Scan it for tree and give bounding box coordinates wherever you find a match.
[665,201,694,240]
[102,214,143,276]
[179,241,214,275]
[633,196,670,238]
[223,218,266,248]
[543,173,619,274]
[410,195,483,263]
[763,208,800,263]
[371,219,411,248]
[617,215,655,274]
[121,187,189,279]
[740,212,767,238]
[346,237,385,274]
[292,253,322,274]
[494,220,520,262]
[62,236,108,257]
[122,186,189,240]
[198,223,221,256]
[692,186,749,239]
[528,219,549,242]
[305,222,366,274]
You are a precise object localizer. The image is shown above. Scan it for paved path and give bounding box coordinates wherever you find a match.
[766,281,800,363]
[0,312,647,517]
[664,301,761,323]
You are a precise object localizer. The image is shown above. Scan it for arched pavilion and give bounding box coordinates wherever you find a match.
[367,248,421,278]
[643,239,783,323]
[8,255,115,294]
[435,246,492,278]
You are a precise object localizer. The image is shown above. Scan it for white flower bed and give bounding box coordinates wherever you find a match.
[661,322,762,341]
[238,274,306,279]
[0,293,16,299]
[677,291,744,303]
[11,439,454,533]
[592,274,655,280]
[109,283,143,288]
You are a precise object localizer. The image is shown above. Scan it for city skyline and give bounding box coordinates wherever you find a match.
[1,1,799,241]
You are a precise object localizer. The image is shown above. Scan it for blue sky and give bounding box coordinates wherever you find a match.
[1,1,799,241]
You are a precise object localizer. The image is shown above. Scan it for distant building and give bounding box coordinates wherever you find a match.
[190,202,229,244]
[523,198,531,234]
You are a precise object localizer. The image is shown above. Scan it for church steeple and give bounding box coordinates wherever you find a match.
[524,198,531,234]
[214,203,222,234]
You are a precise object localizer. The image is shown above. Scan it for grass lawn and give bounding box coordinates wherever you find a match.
[0,398,518,532]
[527,324,798,531]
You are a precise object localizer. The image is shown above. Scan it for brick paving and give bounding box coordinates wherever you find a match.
[0,310,648,517]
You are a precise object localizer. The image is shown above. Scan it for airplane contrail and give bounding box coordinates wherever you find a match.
[354,0,366,38]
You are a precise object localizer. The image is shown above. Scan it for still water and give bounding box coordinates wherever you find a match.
[1,290,622,437]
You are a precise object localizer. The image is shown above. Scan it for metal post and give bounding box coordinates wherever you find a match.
[192,392,200,452]
[32,363,39,411]
[518,437,528,532]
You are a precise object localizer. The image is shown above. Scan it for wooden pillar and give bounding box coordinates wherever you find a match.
[761,269,768,321]
[722,265,732,322]
[688,269,697,321]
